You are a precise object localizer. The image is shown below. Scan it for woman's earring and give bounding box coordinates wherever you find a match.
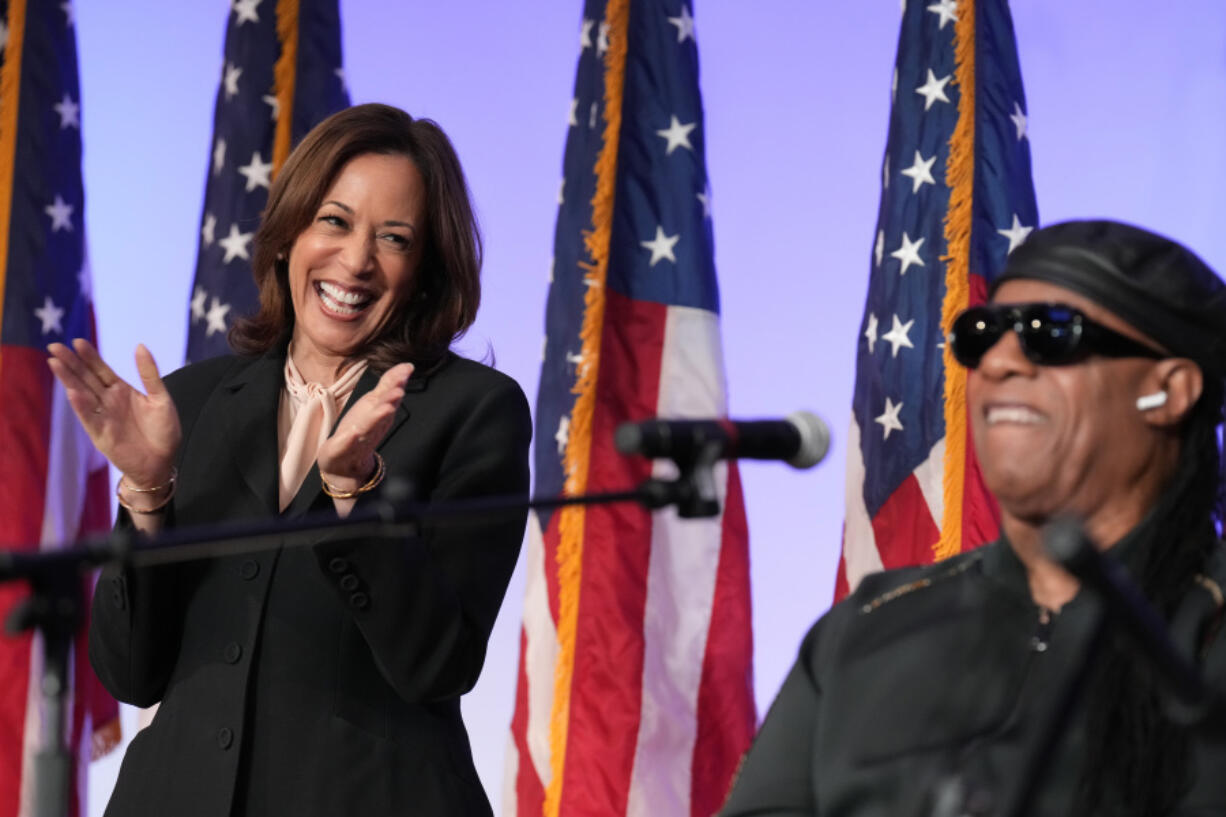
[1136,391,1168,411]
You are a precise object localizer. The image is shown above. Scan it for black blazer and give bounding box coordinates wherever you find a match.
[90,347,532,817]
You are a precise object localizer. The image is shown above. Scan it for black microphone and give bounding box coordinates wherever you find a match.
[614,411,830,469]
[1044,517,1215,714]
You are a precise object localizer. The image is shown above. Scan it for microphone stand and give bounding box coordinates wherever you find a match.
[0,451,726,817]
[992,518,1225,817]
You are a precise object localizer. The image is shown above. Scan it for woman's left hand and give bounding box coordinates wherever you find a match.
[317,362,414,492]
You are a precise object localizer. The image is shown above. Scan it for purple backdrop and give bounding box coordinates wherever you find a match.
[77,1,1226,812]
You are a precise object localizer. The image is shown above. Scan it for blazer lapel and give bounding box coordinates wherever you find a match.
[219,350,285,517]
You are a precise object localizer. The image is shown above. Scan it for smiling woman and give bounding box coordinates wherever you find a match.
[233,104,482,378]
[283,153,427,374]
[46,103,531,817]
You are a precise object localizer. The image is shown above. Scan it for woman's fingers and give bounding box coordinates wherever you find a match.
[47,357,106,423]
[73,338,123,389]
[134,344,169,398]
[48,341,111,398]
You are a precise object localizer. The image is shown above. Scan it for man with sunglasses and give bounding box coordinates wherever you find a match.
[720,220,1226,817]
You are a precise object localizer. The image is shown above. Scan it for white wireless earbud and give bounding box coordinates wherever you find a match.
[1136,391,1168,411]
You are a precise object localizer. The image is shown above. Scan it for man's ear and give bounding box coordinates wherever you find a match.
[1137,358,1203,427]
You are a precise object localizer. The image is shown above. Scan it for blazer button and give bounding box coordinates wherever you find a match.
[239,559,260,580]
[217,727,233,750]
[349,592,370,610]
[328,557,350,574]
[223,642,243,664]
[111,590,126,610]
[339,574,360,592]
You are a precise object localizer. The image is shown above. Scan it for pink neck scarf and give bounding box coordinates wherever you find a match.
[277,348,368,511]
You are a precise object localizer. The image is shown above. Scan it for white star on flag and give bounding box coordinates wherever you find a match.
[580,18,594,51]
[191,287,208,322]
[697,184,712,219]
[263,94,280,121]
[201,213,217,247]
[1009,101,1028,141]
[926,0,957,29]
[655,115,697,155]
[997,213,1034,254]
[218,223,254,263]
[238,151,273,192]
[876,396,905,440]
[864,312,879,354]
[890,232,926,275]
[597,21,610,55]
[667,5,695,43]
[900,150,937,193]
[224,63,242,100]
[54,94,80,129]
[334,67,347,91]
[915,69,952,111]
[589,102,599,129]
[641,226,680,266]
[568,98,579,127]
[34,296,65,335]
[555,414,571,455]
[558,178,565,205]
[881,314,916,357]
[882,153,890,190]
[44,195,73,232]
[874,230,885,267]
[213,138,226,175]
[205,297,231,337]
[233,0,260,25]
[0,21,9,52]
[60,1,74,26]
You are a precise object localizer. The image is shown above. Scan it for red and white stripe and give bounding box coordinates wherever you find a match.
[507,300,754,817]
[0,348,116,817]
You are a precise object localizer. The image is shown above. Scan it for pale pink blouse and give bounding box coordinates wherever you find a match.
[276,349,368,512]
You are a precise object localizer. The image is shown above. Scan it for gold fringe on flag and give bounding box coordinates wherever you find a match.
[544,0,630,813]
[933,0,976,561]
[91,716,123,761]
[0,0,26,373]
[271,0,300,177]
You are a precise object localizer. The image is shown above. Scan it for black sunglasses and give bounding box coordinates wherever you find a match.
[949,302,1166,369]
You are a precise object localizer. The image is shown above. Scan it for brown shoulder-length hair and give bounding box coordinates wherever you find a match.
[230,103,482,372]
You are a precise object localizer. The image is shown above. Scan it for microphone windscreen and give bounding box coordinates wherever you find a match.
[786,411,831,469]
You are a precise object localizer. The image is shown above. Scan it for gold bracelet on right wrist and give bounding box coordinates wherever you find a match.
[320,453,386,500]
[116,467,177,514]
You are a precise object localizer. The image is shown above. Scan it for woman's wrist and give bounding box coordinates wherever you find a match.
[320,454,385,500]
[117,467,177,514]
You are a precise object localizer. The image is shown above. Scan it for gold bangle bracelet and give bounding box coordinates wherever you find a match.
[116,471,176,515]
[121,467,178,493]
[320,453,386,500]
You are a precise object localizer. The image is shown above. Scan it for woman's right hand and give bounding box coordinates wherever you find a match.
[46,339,181,489]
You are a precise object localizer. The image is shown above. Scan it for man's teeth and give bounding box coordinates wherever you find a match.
[316,281,372,314]
[986,406,1044,425]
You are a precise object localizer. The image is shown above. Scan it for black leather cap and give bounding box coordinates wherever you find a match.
[991,219,1226,379]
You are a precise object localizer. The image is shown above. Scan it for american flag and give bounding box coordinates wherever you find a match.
[0,2,119,815]
[836,0,1038,598]
[506,2,754,815]
[185,0,349,362]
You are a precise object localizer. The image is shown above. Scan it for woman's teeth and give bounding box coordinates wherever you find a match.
[316,281,373,315]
